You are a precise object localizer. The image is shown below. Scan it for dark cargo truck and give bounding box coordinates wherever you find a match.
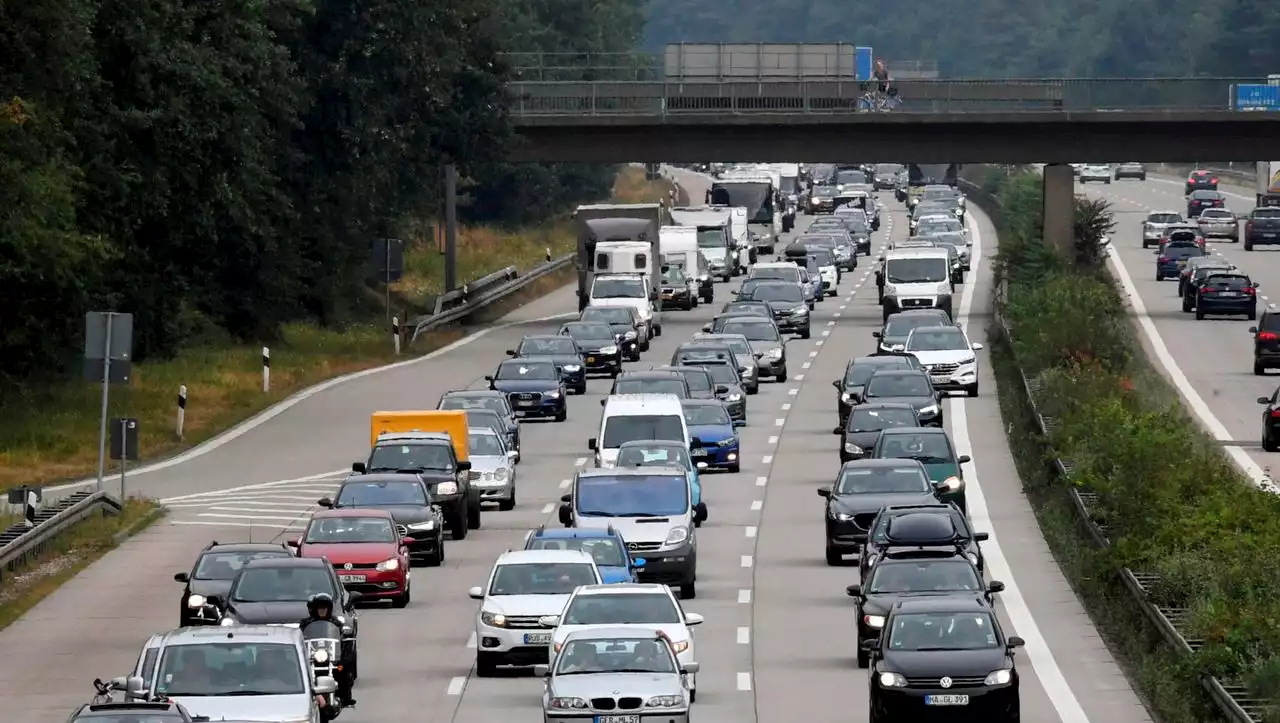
[573,203,668,311]
[1245,206,1280,250]
[707,180,782,254]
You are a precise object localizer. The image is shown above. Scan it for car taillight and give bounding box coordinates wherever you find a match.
[1158,256,1170,263]
[1212,178,1218,184]
[1259,332,1278,342]
[1200,286,1212,294]
[1248,221,1254,231]
[1245,286,1257,295]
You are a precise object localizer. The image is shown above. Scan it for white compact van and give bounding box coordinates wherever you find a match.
[588,394,689,468]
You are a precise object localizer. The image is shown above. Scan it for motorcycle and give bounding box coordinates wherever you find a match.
[303,619,344,720]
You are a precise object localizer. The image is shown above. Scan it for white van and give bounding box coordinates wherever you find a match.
[879,247,954,322]
[588,394,689,468]
[660,226,712,303]
[589,273,662,339]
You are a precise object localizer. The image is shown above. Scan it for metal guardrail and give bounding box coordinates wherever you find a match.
[410,256,574,344]
[0,490,123,581]
[1155,163,1258,186]
[962,175,1265,723]
[502,52,938,81]
[508,77,1277,116]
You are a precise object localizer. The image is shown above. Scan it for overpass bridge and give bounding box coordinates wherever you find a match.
[501,77,1280,164]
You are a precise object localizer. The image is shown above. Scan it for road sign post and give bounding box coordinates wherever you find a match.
[110,418,139,498]
[84,312,133,492]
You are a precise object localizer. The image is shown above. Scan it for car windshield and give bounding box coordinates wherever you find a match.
[698,337,751,355]
[612,378,687,396]
[869,560,984,594]
[555,638,677,675]
[582,308,632,325]
[888,612,1001,651]
[602,414,685,447]
[576,475,689,516]
[469,432,505,456]
[194,550,292,580]
[563,593,681,625]
[813,186,836,197]
[489,562,598,595]
[1200,209,1233,220]
[565,323,615,341]
[527,537,627,566]
[440,395,507,415]
[683,404,731,425]
[723,320,780,341]
[231,566,334,603]
[866,374,932,397]
[885,258,947,283]
[836,465,931,494]
[1149,213,1183,224]
[617,444,691,469]
[846,361,908,385]
[878,433,954,464]
[496,361,556,381]
[884,315,943,336]
[521,338,578,355]
[592,278,645,299]
[848,407,918,433]
[701,364,738,384]
[365,443,453,472]
[836,170,865,185]
[154,642,305,697]
[809,250,835,266]
[906,329,969,352]
[336,480,429,506]
[750,268,799,283]
[304,516,397,544]
[674,370,713,392]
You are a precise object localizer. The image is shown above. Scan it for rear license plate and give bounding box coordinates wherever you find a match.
[925,695,969,706]
[691,449,708,457]
[1264,233,1277,238]
[524,633,551,644]
[1220,291,1239,296]
[1177,261,1187,267]
[339,574,366,583]
[597,717,640,723]
[586,356,596,364]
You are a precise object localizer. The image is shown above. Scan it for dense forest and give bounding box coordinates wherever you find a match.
[0,0,646,384]
[643,0,1280,78]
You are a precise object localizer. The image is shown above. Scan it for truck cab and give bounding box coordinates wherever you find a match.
[660,225,714,304]
[588,273,662,340]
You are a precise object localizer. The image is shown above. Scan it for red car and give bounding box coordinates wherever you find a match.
[290,508,413,608]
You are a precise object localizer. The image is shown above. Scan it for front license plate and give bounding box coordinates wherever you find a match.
[925,695,969,706]
[339,574,366,583]
[586,356,596,364]
[691,449,708,457]
[597,716,640,723]
[517,400,536,407]
[524,633,551,644]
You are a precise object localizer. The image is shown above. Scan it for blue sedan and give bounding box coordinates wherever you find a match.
[682,399,742,473]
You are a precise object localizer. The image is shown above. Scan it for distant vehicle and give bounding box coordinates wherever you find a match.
[1113,162,1146,180]
[1186,170,1219,194]
[1077,165,1111,184]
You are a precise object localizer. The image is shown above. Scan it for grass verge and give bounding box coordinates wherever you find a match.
[0,499,164,630]
[0,167,675,490]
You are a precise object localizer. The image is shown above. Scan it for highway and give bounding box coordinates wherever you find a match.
[0,167,1149,723]
[1081,174,1278,485]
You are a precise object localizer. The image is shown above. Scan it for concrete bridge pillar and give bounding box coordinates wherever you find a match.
[1042,163,1075,259]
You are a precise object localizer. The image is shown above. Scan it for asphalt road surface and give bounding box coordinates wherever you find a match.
[0,167,1150,723]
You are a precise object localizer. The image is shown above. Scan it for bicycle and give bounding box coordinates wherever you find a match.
[857,89,900,113]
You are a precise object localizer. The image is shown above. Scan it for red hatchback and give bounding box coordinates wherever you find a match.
[291,508,413,608]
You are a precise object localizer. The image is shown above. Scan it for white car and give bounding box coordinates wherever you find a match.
[902,325,983,397]
[538,583,704,701]
[1078,165,1112,184]
[469,549,602,676]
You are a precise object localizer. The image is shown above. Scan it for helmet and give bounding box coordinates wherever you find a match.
[307,593,334,617]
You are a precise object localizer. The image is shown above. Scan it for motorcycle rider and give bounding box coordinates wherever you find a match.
[299,593,355,707]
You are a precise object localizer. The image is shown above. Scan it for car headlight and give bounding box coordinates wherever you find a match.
[481,611,507,627]
[312,649,330,664]
[967,552,980,565]
[840,393,851,404]
[436,481,458,495]
[726,393,742,402]
[546,389,561,398]
[959,356,976,366]
[844,443,862,454]
[863,614,886,629]
[562,364,581,372]
[793,306,808,316]
[937,475,963,492]
[740,366,754,377]
[624,330,637,339]
[646,695,685,708]
[187,594,206,609]
[879,672,908,688]
[766,348,783,359]
[376,558,400,572]
[220,616,237,627]
[549,697,588,709]
[810,198,820,205]
[600,345,618,355]
[665,526,690,546]
[669,640,690,654]
[408,520,435,531]
[919,404,939,416]
[831,511,854,521]
[985,669,1012,686]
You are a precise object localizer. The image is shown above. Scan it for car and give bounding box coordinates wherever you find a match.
[808,184,839,213]
[610,369,691,398]
[924,231,971,271]
[463,406,511,451]
[579,307,642,361]
[538,583,704,699]
[211,556,359,628]
[508,335,588,394]
[438,390,520,452]
[1251,309,1280,375]
[871,427,971,512]
[1114,162,1146,180]
[834,356,921,422]
[486,358,568,422]
[1245,206,1280,250]
[676,361,746,419]
[1155,240,1207,281]
[718,316,788,382]
[588,273,660,342]
[879,247,954,321]
[1178,257,1234,298]
[468,549,603,675]
[1195,207,1240,241]
[333,465,468,540]
[866,597,1024,722]
[1140,210,1185,249]
[1186,169,1219,194]
[859,505,989,583]
[69,699,201,723]
[847,551,1003,667]
[740,282,812,337]
[801,230,859,267]
[558,322,625,378]
[535,628,694,722]
[718,300,774,319]
[1077,164,1111,183]
[524,525,641,583]
[468,426,519,510]
[902,325,983,397]
[681,399,743,472]
[1187,189,1227,218]
[817,459,941,566]
[660,264,697,310]
[1190,271,1258,320]
[173,542,293,627]
[291,509,416,604]
[616,440,706,521]
[860,369,943,427]
[915,216,965,242]
[873,309,956,354]
[1257,386,1280,450]
[677,336,759,394]
[835,402,920,463]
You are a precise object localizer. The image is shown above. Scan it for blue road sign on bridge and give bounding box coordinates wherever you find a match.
[856,47,872,80]
[1234,83,1280,111]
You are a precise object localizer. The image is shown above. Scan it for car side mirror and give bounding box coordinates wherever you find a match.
[715,384,729,394]
[508,450,520,461]
[973,532,990,542]
[846,584,862,597]
[286,537,300,548]
[701,324,712,332]
[871,331,882,338]
[832,380,842,388]
[1255,282,1261,289]
[534,664,551,677]
[732,420,745,428]
[860,638,880,652]
[174,572,190,583]
[351,462,366,474]
[588,438,598,450]
[315,676,339,695]
[987,581,1005,594]
[318,497,334,508]
[539,615,560,627]
[971,343,984,351]
[832,426,844,435]
[561,494,572,503]
[684,612,704,626]
[346,592,362,603]
[468,586,484,600]
[681,662,700,674]
[958,454,971,464]
[1007,636,1025,649]
[484,375,493,382]
[1258,397,1271,405]
[505,350,516,356]
[816,486,832,497]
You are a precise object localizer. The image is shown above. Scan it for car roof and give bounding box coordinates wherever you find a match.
[243,556,331,570]
[469,425,500,436]
[887,309,951,320]
[850,401,917,412]
[867,369,929,379]
[618,438,687,447]
[752,262,798,270]
[205,542,291,553]
[562,626,671,644]
[893,596,993,614]
[602,393,684,410]
[529,527,621,540]
[841,458,928,470]
[620,370,684,379]
[880,425,947,436]
[850,355,912,367]
[578,465,687,479]
[311,508,394,520]
[78,702,188,718]
[443,389,504,399]
[884,247,949,259]
[499,357,555,367]
[908,325,964,336]
[150,625,302,646]
[496,549,597,565]
[1147,210,1182,216]
[886,511,960,541]
[573,582,673,597]
[521,334,570,342]
[680,398,728,408]
[341,472,426,484]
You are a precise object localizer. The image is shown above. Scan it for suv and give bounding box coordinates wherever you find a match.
[859,504,989,580]
[1250,309,1280,375]
[173,541,293,626]
[1140,211,1185,249]
[1186,170,1219,194]
[1187,271,1257,320]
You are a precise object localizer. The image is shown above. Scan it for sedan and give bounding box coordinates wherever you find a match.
[860,369,943,427]
[1196,207,1240,241]
[508,335,587,394]
[485,359,568,422]
[1114,162,1146,180]
[835,402,920,463]
[1187,190,1226,218]
[537,629,695,722]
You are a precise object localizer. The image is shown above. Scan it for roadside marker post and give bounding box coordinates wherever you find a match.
[262,347,271,392]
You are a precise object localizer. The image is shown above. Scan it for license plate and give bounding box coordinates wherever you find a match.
[931,374,950,382]
[1220,291,1239,296]
[586,356,596,364]
[1177,260,1187,267]
[691,449,708,457]
[517,400,536,407]
[339,574,366,583]
[524,633,551,644]
[925,695,969,706]
[1264,233,1277,238]
[597,716,640,723]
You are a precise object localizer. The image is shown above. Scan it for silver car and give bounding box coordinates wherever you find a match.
[468,426,518,510]
[1196,207,1240,241]
[1141,210,1184,249]
[538,627,696,723]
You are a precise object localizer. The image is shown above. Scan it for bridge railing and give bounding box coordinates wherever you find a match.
[506,77,1274,116]
[501,52,940,81]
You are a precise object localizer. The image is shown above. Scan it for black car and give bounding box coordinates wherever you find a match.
[847,551,1003,666]
[818,459,940,565]
[873,309,956,354]
[859,506,988,581]
[351,437,479,536]
[485,358,568,422]
[1187,189,1226,218]
[579,306,642,360]
[808,185,838,213]
[210,556,359,630]
[1251,309,1280,376]
[559,321,625,376]
[1258,386,1280,451]
[1188,271,1257,320]
[322,473,452,550]
[718,300,775,319]
[860,369,943,427]
[1155,241,1207,281]
[673,361,746,420]
[508,335,587,394]
[438,390,520,454]
[71,700,200,723]
[835,402,920,463]
[609,369,691,398]
[741,282,811,338]
[834,356,921,422]
[1186,169,1219,194]
[654,365,719,401]
[174,542,293,626]
[1178,258,1234,298]
[866,597,1023,722]
[683,335,761,394]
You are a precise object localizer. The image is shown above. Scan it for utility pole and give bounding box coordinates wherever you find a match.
[444,164,458,292]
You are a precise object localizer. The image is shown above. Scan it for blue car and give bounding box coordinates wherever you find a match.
[681,399,743,473]
[523,525,642,583]
[615,440,706,526]
[1155,242,1206,281]
[485,358,567,422]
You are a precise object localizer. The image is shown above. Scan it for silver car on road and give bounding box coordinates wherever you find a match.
[468,426,517,510]
[538,627,696,723]
[1195,207,1240,241]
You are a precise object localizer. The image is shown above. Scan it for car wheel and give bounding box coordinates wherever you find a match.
[426,540,443,566]
[575,383,587,395]
[1254,361,1266,376]
[467,500,482,529]
[1265,432,1280,452]
[728,462,741,473]
[825,547,843,566]
[1246,240,1254,251]
[799,329,811,339]
[1195,309,1205,320]
[679,581,696,599]
[857,647,870,668]
[966,384,979,398]
[498,487,516,511]
[1182,298,1193,313]
[475,653,499,678]
[776,366,788,382]
[746,384,759,395]
[1249,309,1258,321]
[449,505,468,540]
[392,583,411,608]
[555,407,568,422]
